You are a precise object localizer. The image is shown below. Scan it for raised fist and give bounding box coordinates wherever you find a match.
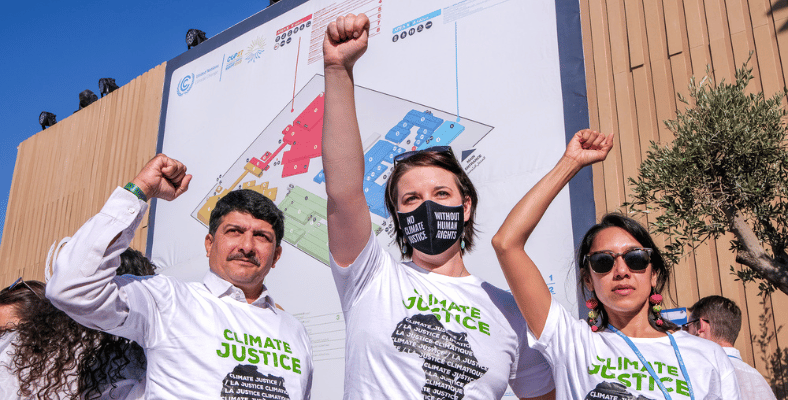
[131,154,192,201]
[564,129,615,168]
[323,13,370,71]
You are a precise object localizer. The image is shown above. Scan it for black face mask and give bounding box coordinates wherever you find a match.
[397,200,465,256]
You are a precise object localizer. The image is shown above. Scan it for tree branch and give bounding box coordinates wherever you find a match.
[726,207,788,294]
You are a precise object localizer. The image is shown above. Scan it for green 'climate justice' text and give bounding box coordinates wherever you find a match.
[216,329,302,374]
[588,356,690,397]
[403,289,490,335]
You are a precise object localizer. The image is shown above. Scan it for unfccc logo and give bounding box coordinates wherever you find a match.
[177,73,194,96]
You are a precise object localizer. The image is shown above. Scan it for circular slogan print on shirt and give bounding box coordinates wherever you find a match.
[221,364,290,400]
[585,381,655,400]
[391,313,488,399]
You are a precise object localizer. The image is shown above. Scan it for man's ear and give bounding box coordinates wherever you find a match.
[697,318,711,339]
[271,245,283,268]
[205,233,214,257]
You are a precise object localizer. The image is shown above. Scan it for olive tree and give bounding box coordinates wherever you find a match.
[627,63,788,296]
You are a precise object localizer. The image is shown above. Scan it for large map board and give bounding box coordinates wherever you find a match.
[152,0,592,397]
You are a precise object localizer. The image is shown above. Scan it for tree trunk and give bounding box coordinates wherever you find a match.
[726,208,788,295]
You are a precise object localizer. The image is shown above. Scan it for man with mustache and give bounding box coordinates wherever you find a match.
[47,154,313,399]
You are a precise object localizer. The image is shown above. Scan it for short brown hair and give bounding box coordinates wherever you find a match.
[688,295,741,345]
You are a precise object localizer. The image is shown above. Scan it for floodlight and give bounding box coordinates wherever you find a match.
[98,78,119,97]
[39,112,57,130]
[78,89,99,110]
[186,29,207,49]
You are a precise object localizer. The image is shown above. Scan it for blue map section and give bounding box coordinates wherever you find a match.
[314,109,465,218]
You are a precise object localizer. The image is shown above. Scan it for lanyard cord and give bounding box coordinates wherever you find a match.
[668,333,695,399]
[608,326,695,400]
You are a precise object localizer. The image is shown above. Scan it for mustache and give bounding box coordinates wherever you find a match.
[227,252,260,267]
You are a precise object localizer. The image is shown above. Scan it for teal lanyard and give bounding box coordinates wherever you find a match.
[608,325,695,400]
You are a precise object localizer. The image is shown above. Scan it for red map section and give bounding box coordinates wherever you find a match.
[280,93,324,177]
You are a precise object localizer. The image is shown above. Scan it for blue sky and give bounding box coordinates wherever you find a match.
[0,1,278,242]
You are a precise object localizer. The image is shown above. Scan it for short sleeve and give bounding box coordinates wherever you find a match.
[329,230,392,311]
[509,328,555,397]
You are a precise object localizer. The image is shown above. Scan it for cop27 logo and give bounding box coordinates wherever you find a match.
[177,73,194,96]
[245,37,266,63]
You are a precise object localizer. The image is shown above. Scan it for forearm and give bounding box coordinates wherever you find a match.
[494,156,582,250]
[322,65,372,265]
[492,156,583,337]
[322,66,366,201]
[46,188,146,331]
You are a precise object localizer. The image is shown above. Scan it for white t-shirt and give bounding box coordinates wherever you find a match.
[723,347,776,399]
[531,298,741,399]
[47,188,313,399]
[330,232,555,399]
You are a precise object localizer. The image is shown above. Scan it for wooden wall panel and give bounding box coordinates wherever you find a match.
[0,62,165,285]
[580,0,788,393]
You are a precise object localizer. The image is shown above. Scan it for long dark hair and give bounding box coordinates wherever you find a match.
[577,213,678,332]
[2,248,154,400]
[384,149,479,259]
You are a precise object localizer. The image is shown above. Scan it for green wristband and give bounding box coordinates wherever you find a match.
[124,182,148,202]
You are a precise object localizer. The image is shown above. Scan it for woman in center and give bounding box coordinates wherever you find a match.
[321,13,555,400]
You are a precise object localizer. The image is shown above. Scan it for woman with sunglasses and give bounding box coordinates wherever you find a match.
[321,13,555,400]
[492,130,740,399]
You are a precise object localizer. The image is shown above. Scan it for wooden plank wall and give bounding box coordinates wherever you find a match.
[580,0,788,394]
[0,62,166,288]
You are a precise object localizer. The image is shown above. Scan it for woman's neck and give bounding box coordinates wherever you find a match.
[607,307,665,338]
[411,245,469,277]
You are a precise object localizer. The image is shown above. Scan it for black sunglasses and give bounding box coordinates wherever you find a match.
[392,145,455,166]
[584,248,653,274]
[5,277,43,300]
[682,318,707,330]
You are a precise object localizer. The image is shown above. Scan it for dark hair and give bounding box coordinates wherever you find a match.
[209,189,285,247]
[688,295,741,345]
[3,249,152,400]
[117,247,157,276]
[0,280,46,327]
[577,213,677,333]
[384,150,478,259]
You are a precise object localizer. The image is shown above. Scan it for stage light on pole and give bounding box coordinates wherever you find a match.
[186,29,207,49]
[39,112,57,130]
[98,78,119,97]
[78,89,99,111]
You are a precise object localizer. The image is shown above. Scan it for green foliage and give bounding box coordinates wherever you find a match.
[626,62,788,295]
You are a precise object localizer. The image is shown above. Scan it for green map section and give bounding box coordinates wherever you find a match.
[281,185,379,265]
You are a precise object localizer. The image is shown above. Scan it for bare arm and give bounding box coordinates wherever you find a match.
[492,130,613,338]
[322,13,373,267]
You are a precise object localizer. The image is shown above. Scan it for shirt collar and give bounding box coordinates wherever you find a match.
[723,346,741,359]
[202,270,277,313]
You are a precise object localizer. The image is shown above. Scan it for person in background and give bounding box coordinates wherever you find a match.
[321,12,555,399]
[687,295,776,399]
[0,248,153,400]
[492,129,740,399]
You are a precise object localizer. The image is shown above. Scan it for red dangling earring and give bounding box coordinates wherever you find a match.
[586,298,600,332]
[650,292,664,326]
